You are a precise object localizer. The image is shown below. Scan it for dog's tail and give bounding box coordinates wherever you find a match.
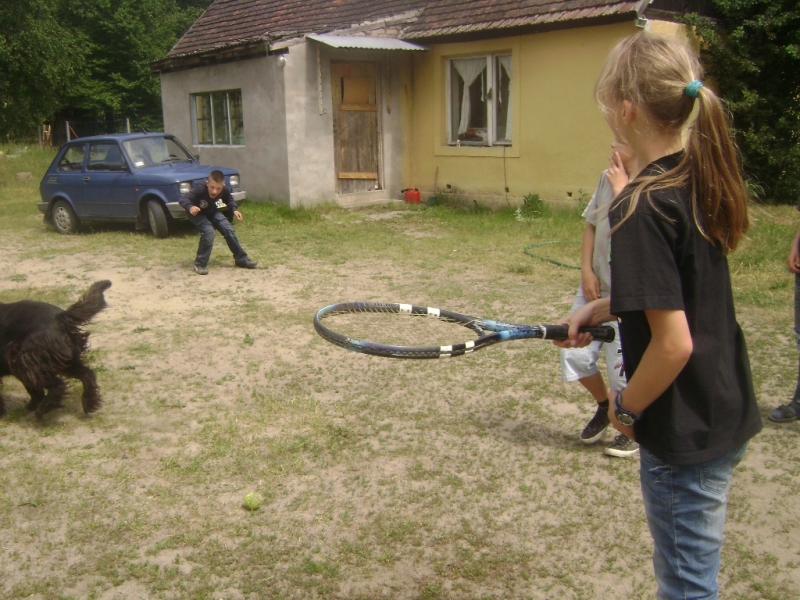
[59,280,112,329]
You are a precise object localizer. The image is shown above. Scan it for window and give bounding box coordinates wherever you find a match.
[447,54,511,146]
[191,90,244,146]
[57,145,86,171]
[87,143,126,171]
[123,136,194,168]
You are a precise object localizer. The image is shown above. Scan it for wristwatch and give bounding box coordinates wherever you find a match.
[614,390,642,426]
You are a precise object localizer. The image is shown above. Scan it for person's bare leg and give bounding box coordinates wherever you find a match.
[579,371,608,403]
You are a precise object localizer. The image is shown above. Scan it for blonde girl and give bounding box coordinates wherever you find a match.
[555,32,762,599]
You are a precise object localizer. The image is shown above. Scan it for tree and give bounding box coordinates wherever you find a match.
[60,0,206,131]
[684,0,800,203]
[0,0,210,140]
[0,0,82,138]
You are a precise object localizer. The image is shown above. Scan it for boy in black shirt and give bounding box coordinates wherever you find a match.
[179,170,256,275]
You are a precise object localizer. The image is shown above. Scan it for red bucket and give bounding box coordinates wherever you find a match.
[402,188,421,204]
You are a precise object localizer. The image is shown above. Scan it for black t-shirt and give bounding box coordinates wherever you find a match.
[178,183,236,216]
[609,153,762,465]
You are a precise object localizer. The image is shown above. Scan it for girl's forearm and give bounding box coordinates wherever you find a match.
[620,309,693,415]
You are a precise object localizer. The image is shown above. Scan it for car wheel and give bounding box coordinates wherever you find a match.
[147,200,169,238]
[52,200,79,234]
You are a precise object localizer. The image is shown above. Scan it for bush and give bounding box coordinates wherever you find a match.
[516,193,547,221]
[684,1,800,203]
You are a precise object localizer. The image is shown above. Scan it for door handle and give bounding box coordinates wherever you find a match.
[83,177,90,182]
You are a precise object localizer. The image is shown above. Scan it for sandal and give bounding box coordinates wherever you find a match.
[769,403,800,423]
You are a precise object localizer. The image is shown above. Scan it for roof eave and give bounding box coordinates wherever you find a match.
[151,37,272,74]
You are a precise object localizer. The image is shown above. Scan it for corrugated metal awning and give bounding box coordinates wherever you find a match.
[307,34,426,51]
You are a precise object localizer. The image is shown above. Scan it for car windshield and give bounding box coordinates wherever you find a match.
[122,136,194,168]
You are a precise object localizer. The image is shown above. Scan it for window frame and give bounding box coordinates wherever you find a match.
[190,89,245,147]
[445,52,512,147]
[57,144,87,172]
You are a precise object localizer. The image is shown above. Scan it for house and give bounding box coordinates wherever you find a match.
[151,0,712,207]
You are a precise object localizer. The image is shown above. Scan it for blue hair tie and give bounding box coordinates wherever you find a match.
[685,80,703,99]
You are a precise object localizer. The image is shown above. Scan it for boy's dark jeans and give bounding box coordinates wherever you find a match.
[188,211,249,267]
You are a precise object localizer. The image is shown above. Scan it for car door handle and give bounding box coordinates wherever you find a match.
[83,177,90,182]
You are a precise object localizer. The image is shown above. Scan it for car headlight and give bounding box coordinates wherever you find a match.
[229,175,240,188]
[179,182,192,194]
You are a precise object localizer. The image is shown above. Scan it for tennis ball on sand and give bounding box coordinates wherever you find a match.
[243,492,263,511]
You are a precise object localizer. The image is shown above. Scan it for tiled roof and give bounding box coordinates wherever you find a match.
[167,0,429,58]
[403,0,639,39]
[166,0,637,59]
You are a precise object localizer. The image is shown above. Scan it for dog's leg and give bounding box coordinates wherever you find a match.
[68,362,103,414]
[36,377,68,420]
[13,367,49,413]
[24,385,45,412]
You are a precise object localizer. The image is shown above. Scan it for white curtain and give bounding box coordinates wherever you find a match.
[497,55,512,141]
[452,58,486,135]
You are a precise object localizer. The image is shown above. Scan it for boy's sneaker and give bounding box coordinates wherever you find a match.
[769,402,800,423]
[604,434,639,458]
[235,259,257,269]
[580,403,610,444]
[194,264,209,275]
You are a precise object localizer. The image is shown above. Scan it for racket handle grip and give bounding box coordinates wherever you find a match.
[543,325,616,343]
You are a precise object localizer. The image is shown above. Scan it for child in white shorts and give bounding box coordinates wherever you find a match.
[560,142,638,457]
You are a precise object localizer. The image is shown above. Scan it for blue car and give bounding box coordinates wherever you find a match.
[38,132,246,237]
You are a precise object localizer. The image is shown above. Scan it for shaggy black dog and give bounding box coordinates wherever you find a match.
[0,280,111,419]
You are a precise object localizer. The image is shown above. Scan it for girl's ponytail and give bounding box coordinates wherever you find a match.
[685,86,750,252]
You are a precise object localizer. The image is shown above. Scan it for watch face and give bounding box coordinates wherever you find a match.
[618,413,635,426]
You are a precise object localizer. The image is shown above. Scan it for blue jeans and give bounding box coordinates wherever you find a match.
[640,443,748,600]
[188,211,249,267]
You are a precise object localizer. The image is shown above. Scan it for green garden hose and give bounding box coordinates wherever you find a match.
[523,241,581,270]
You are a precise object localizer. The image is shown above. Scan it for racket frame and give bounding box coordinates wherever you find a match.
[314,301,614,359]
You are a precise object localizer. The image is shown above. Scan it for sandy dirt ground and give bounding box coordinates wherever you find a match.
[1,219,799,599]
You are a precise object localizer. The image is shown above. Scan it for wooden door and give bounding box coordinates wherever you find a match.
[331,62,380,193]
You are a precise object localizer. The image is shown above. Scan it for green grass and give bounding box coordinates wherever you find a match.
[0,147,798,599]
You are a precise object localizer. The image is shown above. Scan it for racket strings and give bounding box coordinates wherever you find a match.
[318,310,480,348]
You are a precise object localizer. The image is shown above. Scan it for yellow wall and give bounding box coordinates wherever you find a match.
[408,22,642,207]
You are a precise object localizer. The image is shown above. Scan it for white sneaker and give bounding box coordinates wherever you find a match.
[604,434,639,458]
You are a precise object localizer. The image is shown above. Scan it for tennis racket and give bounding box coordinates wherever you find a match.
[314,301,615,359]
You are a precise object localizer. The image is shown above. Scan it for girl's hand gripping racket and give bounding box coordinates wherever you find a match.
[314,301,615,359]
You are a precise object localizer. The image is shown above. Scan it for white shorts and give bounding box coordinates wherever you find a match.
[559,291,626,391]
